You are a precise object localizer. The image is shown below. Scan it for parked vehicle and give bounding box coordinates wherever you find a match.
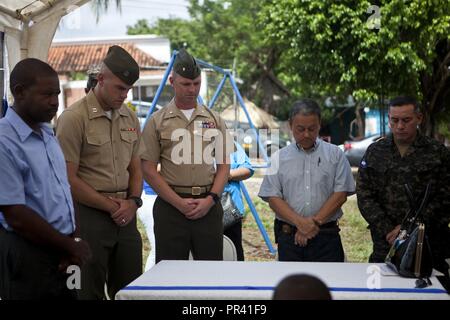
[340,135,381,167]
[130,100,162,117]
[130,100,163,126]
[240,131,291,158]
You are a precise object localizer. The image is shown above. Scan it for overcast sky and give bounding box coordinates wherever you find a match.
[54,0,190,40]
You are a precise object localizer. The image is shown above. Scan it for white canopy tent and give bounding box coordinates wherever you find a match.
[0,0,90,106]
[1,0,90,68]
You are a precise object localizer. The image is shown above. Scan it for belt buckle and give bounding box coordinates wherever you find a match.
[192,187,202,195]
[282,224,292,234]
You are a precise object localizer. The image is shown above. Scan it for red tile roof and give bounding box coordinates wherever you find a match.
[48,43,163,73]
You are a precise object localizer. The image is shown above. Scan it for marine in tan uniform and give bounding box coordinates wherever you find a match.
[56,46,144,299]
[142,48,233,263]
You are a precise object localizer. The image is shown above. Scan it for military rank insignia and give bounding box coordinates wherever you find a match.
[121,128,136,132]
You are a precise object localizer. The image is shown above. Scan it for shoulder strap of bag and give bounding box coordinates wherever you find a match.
[401,183,432,230]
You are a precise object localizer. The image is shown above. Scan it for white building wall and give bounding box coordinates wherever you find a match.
[51,35,171,63]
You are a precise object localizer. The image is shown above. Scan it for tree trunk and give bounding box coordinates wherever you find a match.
[420,40,450,137]
[355,103,365,138]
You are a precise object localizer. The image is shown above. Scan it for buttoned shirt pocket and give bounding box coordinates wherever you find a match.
[366,158,396,203]
[196,128,221,163]
[408,158,440,190]
[85,134,111,166]
[367,159,389,176]
[160,132,175,150]
[86,134,110,146]
[120,131,138,157]
[414,158,439,174]
[120,131,138,144]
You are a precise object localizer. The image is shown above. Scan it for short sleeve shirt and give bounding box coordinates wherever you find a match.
[56,91,145,192]
[0,108,75,234]
[141,99,234,187]
[258,139,355,222]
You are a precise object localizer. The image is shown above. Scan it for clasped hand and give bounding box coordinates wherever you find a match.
[177,197,214,220]
[109,197,137,226]
[295,217,320,247]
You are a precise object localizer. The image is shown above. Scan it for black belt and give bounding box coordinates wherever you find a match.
[277,219,338,235]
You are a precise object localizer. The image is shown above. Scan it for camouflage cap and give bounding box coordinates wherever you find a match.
[103,45,139,85]
[173,48,201,79]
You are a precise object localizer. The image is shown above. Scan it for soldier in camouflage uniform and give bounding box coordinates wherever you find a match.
[356,96,450,276]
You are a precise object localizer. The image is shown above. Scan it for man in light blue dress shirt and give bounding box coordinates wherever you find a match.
[259,99,355,262]
[0,58,91,300]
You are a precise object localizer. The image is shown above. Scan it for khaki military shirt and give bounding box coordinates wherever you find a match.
[56,91,145,192]
[142,99,234,187]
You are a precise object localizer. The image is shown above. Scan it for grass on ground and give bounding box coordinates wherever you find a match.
[138,194,372,265]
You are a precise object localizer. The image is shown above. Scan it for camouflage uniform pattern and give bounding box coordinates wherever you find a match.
[356,133,450,271]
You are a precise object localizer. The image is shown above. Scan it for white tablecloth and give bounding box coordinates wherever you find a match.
[115,260,449,300]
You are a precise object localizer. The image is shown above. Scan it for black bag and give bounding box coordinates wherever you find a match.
[221,191,242,229]
[385,183,433,278]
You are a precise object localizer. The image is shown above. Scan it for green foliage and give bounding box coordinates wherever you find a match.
[127,18,198,52]
[70,72,87,81]
[264,1,444,96]
[127,0,288,113]
[125,0,449,134]
[185,0,289,113]
[437,110,450,140]
[263,0,450,133]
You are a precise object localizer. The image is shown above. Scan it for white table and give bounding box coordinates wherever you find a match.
[115,260,449,300]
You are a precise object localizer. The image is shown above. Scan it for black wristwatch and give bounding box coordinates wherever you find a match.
[128,196,143,208]
[206,192,220,204]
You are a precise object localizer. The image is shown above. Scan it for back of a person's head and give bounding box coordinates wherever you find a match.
[272,274,332,300]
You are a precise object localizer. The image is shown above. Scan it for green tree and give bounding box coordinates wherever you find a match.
[127,18,197,52]
[127,0,291,114]
[263,0,450,135]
